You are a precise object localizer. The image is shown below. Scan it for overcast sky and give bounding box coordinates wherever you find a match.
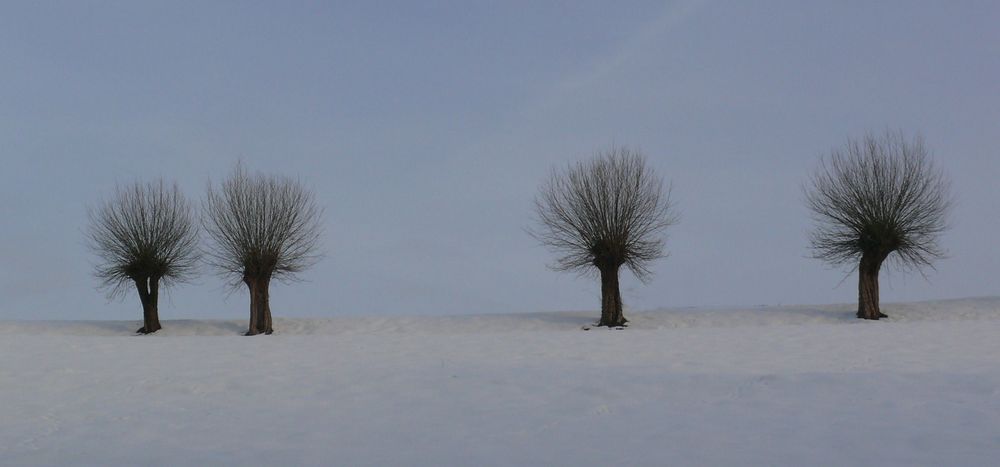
[1,1,998,320]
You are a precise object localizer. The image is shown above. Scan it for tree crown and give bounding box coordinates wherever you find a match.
[806,130,950,270]
[531,147,676,280]
[87,180,200,297]
[203,164,323,284]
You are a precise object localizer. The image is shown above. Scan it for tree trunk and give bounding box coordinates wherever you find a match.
[245,276,273,336]
[598,266,627,327]
[857,253,888,320]
[259,277,272,334]
[134,277,162,334]
[245,277,258,335]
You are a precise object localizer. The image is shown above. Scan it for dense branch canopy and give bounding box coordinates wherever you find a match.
[203,164,323,284]
[87,180,200,297]
[530,147,676,280]
[806,130,950,270]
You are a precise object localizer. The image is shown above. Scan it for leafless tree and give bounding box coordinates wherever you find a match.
[203,164,323,335]
[531,147,676,327]
[87,180,200,334]
[806,130,950,320]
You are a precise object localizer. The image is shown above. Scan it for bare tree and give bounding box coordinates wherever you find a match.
[531,147,676,327]
[87,180,200,334]
[806,130,950,320]
[203,164,323,335]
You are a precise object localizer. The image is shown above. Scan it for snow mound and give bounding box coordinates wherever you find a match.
[2,297,1000,466]
[3,296,998,337]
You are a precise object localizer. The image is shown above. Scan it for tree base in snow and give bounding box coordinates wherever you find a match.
[582,322,628,331]
[857,311,889,320]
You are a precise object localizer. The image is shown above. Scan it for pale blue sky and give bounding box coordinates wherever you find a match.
[2,1,998,320]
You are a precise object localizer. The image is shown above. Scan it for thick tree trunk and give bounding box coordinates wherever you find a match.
[244,276,273,336]
[260,277,272,334]
[134,277,162,334]
[598,266,627,327]
[857,253,888,320]
[245,277,258,335]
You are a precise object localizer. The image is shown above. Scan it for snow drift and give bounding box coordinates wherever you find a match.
[2,297,999,466]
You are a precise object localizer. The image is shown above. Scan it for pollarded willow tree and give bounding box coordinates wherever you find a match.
[203,164,323,335]
[806,130,950,320]
[87,180,200,334]
[531,147,676,327]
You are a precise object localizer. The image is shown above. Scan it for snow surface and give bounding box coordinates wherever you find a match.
[2,298,999,466]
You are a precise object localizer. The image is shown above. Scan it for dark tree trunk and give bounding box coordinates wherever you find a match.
[857,252,888,320]
[134,277,162,334]
[244,276,273,336]
[245,277,258,335]
[598,265,626,327]
[260,277,272,334]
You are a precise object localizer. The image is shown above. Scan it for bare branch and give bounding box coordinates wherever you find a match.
[86,180,200,299]
[202,163,323,286]
[805,130,951,273]
[529,146,677,281]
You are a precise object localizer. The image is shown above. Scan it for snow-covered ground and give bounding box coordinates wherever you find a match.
[2,298,999,466]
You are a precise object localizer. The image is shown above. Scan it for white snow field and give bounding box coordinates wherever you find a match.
[2,298,999,466]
